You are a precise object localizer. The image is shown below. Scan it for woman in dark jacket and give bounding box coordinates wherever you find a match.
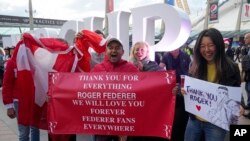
[183,28,242,141]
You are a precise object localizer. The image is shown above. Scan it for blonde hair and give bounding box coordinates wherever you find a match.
[129,41,150,63]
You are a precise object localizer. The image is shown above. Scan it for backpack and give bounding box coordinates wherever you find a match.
[242,55,250,71]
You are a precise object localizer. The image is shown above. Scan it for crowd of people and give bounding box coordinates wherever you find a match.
[1,28,249,141]
[0,46,15,87]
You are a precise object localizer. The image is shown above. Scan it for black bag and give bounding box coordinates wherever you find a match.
[242,55,250,71]
[241,46,249,56]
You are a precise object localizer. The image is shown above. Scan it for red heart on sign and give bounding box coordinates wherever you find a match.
[196,105,201,111]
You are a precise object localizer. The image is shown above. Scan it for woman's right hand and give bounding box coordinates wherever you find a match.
[172,84,186,96]
[180,88,186,96]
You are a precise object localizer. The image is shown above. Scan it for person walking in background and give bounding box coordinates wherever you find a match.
[0,47,5,87]
[183,28,242,141]
[3,47,11,61]
[2,46,40,141]
[159,48,191,141]
[3,47,12,69]
[91,38,138,141]
[241,32,250,119]
[224,39,234,61]
[0,47,5,65]
[234,46,241,62]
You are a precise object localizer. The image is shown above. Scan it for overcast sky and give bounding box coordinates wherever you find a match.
[0,0,209,34]
[0,0,207,20]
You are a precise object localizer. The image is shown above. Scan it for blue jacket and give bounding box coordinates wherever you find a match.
[161,50,191,83]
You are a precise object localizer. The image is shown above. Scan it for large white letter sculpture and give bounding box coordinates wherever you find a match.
[107,11,131,59]
[83,17,104,32]
[3,4,191,60]
[131,4,191,53]
[59,20,85,45]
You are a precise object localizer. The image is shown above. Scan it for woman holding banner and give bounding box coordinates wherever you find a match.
[129,41,164,72]
[127,41,170,141]
[183,28,242,141]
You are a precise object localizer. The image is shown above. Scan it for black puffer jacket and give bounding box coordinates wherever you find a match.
[142,60,165,71]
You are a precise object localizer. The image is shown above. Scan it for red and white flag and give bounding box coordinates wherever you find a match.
[12,30,106,129]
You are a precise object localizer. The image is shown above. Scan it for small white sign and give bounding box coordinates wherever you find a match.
[184,76,241,131]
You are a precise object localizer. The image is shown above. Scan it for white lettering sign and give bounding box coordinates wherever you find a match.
[4,4,191,60]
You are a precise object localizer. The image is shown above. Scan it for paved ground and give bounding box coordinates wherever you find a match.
[0,87,93,141]
[0,87,48,141]
[0,81,250,141]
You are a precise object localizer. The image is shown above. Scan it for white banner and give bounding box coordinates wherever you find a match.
[183,76,241,131]
[242,3,250,22]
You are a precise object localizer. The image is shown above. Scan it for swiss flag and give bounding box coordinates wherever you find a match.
[12,30,106,130]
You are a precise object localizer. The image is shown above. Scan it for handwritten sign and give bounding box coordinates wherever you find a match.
[183,76,242,131]
[47,71,176,139]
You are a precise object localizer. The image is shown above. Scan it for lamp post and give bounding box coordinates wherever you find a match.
[233,0,244,41]
[235,0,243,33]
[204,0,211,29]
[104,0,114,35]
[28,0,34,30]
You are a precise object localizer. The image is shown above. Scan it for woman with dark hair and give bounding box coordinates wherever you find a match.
[183,28,242,141]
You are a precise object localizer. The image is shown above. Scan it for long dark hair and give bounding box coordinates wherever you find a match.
[189,28,234,81]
